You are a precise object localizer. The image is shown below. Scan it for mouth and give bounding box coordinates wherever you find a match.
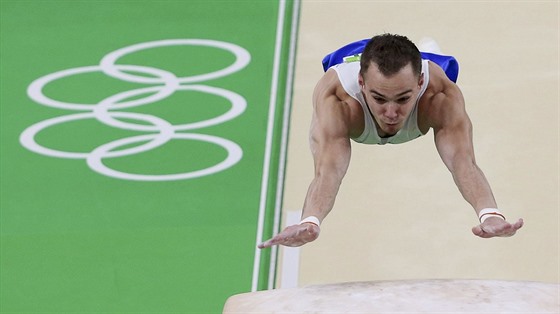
[373,117,401,137]
[382,121,401,136]
[384,121,400,127]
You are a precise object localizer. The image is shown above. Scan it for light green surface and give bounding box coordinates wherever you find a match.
[0,1,298,312]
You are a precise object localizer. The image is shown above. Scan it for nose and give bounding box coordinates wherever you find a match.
[384,104,398,120]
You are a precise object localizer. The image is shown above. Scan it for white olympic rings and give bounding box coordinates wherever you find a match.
[20,39,251,181]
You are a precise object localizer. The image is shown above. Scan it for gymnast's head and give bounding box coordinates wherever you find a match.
[359,33,422,81]
[358,33,424,137]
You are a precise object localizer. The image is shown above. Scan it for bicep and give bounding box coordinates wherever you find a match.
[433,89,475,172]
[310,77,352,179]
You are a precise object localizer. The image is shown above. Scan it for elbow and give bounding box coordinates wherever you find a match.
[314,169,346,184]
[447,155,478,176]
[313,165,348,187]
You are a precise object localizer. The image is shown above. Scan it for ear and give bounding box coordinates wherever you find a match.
[358,75,365,89]
[417,74,424,88]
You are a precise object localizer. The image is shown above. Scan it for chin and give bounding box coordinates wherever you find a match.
[384,126,401,135]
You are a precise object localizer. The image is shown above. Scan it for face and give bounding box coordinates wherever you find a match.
[359,62,423,137]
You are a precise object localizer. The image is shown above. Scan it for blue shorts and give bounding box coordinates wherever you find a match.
[321,39,459,83]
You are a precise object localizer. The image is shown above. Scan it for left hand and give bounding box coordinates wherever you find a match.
[472,217,524,238]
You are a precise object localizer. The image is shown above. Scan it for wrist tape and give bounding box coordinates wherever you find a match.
[478,208,506,223]
[299,216,321,227]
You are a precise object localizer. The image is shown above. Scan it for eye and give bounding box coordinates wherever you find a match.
[397,97,411,104]
[373,96,386,104]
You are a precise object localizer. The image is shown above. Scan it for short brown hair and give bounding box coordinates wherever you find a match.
[359,33,422,79]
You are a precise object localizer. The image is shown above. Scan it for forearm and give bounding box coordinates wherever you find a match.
[451,160,497,214]
[301,174,343,221]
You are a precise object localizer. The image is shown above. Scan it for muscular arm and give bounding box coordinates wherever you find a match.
[303,82,352,221]
[433,88,496,210]
[431,81,523,237]
[258,71,353,248]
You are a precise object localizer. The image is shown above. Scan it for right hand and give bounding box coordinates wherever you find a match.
[257,223,320,249]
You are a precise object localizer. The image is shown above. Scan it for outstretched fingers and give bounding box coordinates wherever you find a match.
[257,223,320,249]
[472,218,524,238]
[512,218,524,230]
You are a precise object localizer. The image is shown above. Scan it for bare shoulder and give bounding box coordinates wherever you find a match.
[418,61,468,132]
[312,69,364,138]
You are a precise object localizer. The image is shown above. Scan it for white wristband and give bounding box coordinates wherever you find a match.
[299,216,321,227]
[478,208,506,223]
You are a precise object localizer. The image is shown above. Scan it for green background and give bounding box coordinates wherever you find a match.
[1,1,298,312]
